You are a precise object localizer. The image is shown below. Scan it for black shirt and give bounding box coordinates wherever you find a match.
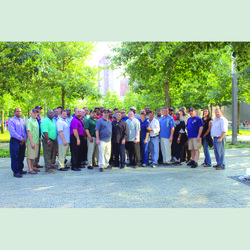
[111,119,128,144]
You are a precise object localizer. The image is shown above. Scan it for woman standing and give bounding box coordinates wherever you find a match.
[172,111,187,165]
[139,113,150,167]
[202,108,213,167]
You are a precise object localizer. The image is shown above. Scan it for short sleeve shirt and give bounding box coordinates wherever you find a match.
[159,115,175,139]
[126,118,140,142]
[57,118,70,144]
[139,119,149,139]
[70,117,85,136]
[41,117,57,140]
[95,117,112,142]
[84,117,97,137]
[26,117,39,145]
[187,116,203,138]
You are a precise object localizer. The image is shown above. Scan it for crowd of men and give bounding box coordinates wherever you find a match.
[8,104,228,178]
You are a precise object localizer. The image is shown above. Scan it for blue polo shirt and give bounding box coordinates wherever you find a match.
[122,116,129,122]
[139,119,149,139]
[187,116,203,138]
[159,115,175,139]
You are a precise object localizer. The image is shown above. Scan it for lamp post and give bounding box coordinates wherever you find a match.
[232,53,237,145]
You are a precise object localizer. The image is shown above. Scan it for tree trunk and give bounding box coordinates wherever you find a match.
[62,87,65,109]
[1,110,4,134]
[164,79,171,107]
[237,100,240,133]
[210,103,212,118]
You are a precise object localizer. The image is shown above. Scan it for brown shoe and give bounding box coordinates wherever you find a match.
[216,167,225,170]
[46,169,55,174]
[213,165,218,168]
[33,167,40,172]
[36,164,43,168]
[28,170,37,174]
[51,164,56,169]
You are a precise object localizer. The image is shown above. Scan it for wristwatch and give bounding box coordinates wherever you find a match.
[177,138,180,141]
[47,140,51,143]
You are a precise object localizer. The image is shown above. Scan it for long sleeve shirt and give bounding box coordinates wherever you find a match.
[149,118,160,137]
[8,116,27,141]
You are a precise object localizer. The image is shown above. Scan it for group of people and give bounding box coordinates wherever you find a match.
[8,104,228,178]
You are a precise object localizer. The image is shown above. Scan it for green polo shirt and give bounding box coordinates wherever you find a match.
[41,116,57,140]
[26,117,39,145]
[84,117,97,137]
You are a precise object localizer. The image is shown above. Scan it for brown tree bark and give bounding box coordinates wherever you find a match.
[1,110,4,134]
[62,87,65,110]
[237,100,240,133]
[164,79,171,107]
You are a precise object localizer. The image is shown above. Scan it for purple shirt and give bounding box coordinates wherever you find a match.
[70,116,85,136]
[8,116,27,141]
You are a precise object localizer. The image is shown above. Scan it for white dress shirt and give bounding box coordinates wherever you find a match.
[211,115,228,137]
[149,118,160,137]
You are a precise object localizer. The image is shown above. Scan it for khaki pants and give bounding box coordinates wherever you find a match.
[87,137,99,166]
[160,137,172,163]
[51,138,58,164]
[98,141,111,168]
[42,137,55,172]
[33,138,41,167]
[58,143,70,169]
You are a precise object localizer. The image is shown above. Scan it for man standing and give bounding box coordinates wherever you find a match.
[113,108,118,119]
[52,108,60,168]
[112,111,128,169]
[57,106,63,118]
[154,108,163,163]
[70,108,85,171]
[181,106,191,163]
[26,109,40,174]
[126,111,141,168]
[95,108,112,172]
[145,106,150,117]
[147,110,160,168]
[186,108,203,168]
[8,108,27,178]
[80,109,88,166]
[33,105,43,169]
[66,108,73,125]
[169,108,176,120]
[130,107,140,120]
[95,107,103,120]
[41,110,57,173]
[154,108,162,120]
[159,107,175,165]
[56,110,70,171]
[83,107,89,119]
[121,109,129,121]
[211,108,228,170]
[84,109,99,169]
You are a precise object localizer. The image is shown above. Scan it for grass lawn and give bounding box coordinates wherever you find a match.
[227,129,250,136]
[0,131,10,142]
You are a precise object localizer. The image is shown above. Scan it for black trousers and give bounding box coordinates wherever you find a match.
[126,141,141,166]
[113,142,125,167]
[70,134,84,169]
[81,137,88,162]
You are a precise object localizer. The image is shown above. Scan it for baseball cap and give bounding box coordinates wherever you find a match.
[35,105,42,109]
[103,108,109,112]
[130,106,136,110]
[94,107,100,110]
[189,107,195,112]
[31,109,38,113]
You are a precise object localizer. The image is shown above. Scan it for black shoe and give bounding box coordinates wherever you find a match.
[20,170,27,174]
[99,168,104,172]
[87,166,93,170]
[59,168,68,171]
[132,165,139,169]
[79,165,86,168]
[187,160,195,166]
[65,166,70,169]
[107,165,112,169]
[71,167,81,171]
[120,165,125,169]
[191,162,198,168]
[13,173,23,178]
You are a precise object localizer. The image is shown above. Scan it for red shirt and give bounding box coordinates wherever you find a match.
[96,114,103,120]
[172,115,177,120]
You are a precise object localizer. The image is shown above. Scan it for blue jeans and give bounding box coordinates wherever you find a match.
[149,136,159,165]
[10,137,26,174]
[213,137,226,168]
[202,137,211,165]
[140,137,149,164]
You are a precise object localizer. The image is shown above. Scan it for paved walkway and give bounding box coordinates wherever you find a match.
[0,148,250,208]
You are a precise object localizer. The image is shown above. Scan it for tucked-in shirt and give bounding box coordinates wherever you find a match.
[159,115,175,139]
[149,118,160,137]
[41,117,57,140]
[70,116,85,136]
[8,116,27,141]
[126,118,140,142]
[187,116,203,138]
[112,119,128,144]
[66,116,73,125]
[122,116,129,122]
[139,119,149,139]
[26,117,39,145]
[57,117,70,145]
[84,117,97,137]
[211,116,228,137]
[95,117,112,142]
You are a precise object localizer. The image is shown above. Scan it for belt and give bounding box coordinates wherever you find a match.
[150,135,159,138]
